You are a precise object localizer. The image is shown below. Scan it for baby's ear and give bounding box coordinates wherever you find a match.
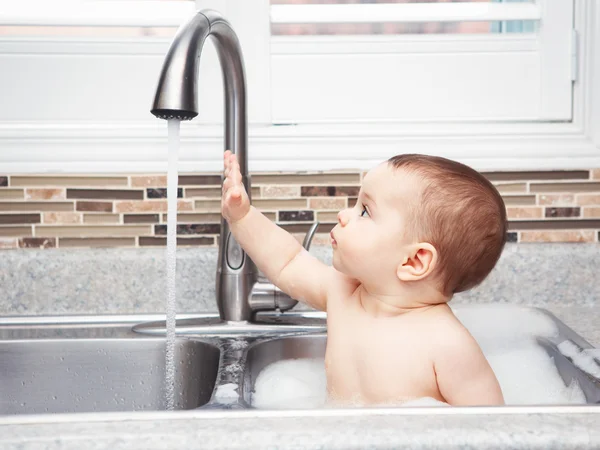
[396,243,438,282]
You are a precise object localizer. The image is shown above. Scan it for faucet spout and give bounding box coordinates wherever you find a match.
[151,9,256,322]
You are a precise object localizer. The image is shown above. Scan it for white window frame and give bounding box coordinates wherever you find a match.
[0,0,598,173]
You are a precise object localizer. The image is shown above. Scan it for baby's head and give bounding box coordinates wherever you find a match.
[330,153,507,298]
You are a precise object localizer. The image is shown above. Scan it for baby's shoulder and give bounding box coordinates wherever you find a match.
[427,308,481,354]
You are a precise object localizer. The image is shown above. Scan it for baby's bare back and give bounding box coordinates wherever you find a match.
[325,287,481,406]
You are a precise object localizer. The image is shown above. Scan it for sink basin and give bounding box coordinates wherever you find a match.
[0,338,220,415]
[241,307,600,408]
[0,306,597,414]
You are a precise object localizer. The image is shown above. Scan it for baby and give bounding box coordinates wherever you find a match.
[222,151,507,407]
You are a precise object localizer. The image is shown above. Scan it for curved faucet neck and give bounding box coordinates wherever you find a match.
[151,9,256,321]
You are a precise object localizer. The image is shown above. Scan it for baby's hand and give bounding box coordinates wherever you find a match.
[221,150,250,224]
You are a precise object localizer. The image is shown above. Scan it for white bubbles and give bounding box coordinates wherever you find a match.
[251,305,589,408]
[252,358,327,409]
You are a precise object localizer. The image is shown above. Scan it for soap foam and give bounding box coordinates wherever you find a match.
[251,305,588,409]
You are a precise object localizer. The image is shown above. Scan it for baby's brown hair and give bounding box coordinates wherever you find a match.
[388,154,508,296]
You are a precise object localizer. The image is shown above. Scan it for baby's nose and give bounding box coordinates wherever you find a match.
[337,209,349,226]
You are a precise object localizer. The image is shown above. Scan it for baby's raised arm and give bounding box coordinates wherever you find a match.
[221,150,335,311]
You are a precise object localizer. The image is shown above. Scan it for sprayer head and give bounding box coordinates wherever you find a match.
[150,11,211,122]
[151,109,197,121]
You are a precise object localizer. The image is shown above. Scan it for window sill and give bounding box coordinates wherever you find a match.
[0,121,597,173]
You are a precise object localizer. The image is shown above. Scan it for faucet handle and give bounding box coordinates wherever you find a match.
[302,222,319,251]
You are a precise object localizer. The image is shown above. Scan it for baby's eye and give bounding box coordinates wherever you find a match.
[360,206,369,217]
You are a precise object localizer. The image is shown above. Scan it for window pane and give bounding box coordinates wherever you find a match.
[0,0,193,38]
[271,0,537,36]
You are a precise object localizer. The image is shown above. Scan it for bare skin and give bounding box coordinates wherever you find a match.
[222,150,504,406]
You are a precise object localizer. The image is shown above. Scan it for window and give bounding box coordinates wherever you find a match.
[0,0,597,173]
[268,0,574,122]
[0,0,193,37]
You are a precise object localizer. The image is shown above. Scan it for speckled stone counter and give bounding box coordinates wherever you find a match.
[0,407,598,449]
[1,243,600,315]
[0,244,599,449]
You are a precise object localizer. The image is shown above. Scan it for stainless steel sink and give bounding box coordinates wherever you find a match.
[0,317,220,415]
[240,307,600,408]
[0,306,598,415]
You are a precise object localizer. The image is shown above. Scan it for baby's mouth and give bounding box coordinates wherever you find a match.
[330,231,337,247]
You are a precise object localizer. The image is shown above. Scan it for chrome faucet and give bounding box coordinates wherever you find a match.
[150,9,316,322]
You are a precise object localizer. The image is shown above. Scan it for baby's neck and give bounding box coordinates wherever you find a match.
[356,283,449,318]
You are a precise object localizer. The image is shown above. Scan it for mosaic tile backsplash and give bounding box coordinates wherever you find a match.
[2,169,600,249]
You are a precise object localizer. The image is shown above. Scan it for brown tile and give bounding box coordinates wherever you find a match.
[185,187,260,198]
[0,176,7,187]
[279,223,335,234]
[146,188,183,199]
[19,237,56,249]
[530,182,600,193]
[348,197,357,208]
[520,230,594,243]
[545,207,580,218]
[179,175,221,186]
[184,187,221,198]
[493,183,527,194]
[317,211,339,222]
[253,174,360,185]
[538,194,575,205]
[253,199,307,210]
[483,171,589,181]
[501,195,536,206]
[155,224,220,235]
[591,169,600,180]
[508,219,600,230]
[76,201,113,213]
[301,186,359,197]
[506,207,543,219]
[124,214,159,224]
[83,214,120,224]
[139,236,215,247]
[131,176,167,188]
[279,210,314,222]
[309,198,346,210]
[59,238,136,248]
[115,200,193,213]
[0,202,73,212]
[260,186,300,198]
[165,213,222,223]
[172,212,274,224]
[67,189,143,200]
[0,189,24,200]
[35,225,152,238]
[0,238,17,249]
[583,208,600,218]
[0,214,40,225]
[24,188,65,200]
[0,226,32,237]
[194,200,221,212]
[10,176,128,187]
[576,194,600,206]
[43,212,81,224]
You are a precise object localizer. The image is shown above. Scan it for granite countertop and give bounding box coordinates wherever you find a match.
[0,407,598,450]
[0,304,597,450]
[0,245,599,449]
